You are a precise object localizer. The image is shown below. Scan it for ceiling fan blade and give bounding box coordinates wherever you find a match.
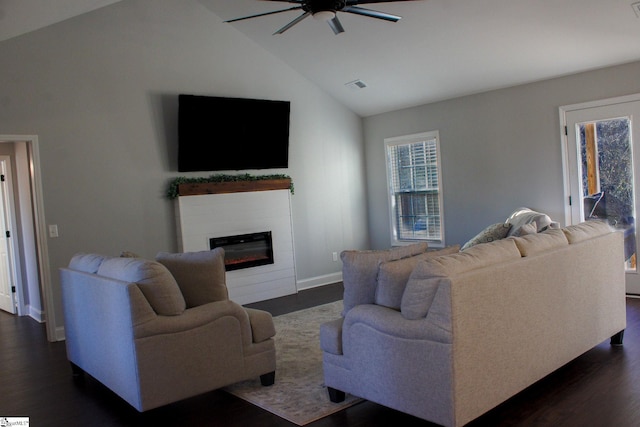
[225,6,303,23]
[342,6,401,22]
[273,12,311,34]
[346,0,421,4]
[327,16,345,34]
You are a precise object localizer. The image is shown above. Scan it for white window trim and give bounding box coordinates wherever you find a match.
[385,130,445,248]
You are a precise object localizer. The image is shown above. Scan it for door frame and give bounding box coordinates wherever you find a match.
[560,94,640,294]
[560,93,640,225]
[0,135,53,340]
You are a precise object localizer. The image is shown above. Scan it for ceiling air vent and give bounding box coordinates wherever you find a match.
[345,79,368,90]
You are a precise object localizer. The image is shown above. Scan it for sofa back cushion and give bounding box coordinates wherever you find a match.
[400,239,521,320]
[562,220,612,244]
[341,242,428,314]
[375,245,460,310]
[97,257,186,316]
[156,248,228,308]
[421,238,521,278]
[511,228,568,257]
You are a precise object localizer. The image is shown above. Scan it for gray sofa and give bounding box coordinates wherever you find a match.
[60,248,276,412]
[321,221,626,426]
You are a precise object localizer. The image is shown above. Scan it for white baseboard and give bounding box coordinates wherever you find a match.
[296,272,342,291]
[55,326,66,341]
[27,304,44,323]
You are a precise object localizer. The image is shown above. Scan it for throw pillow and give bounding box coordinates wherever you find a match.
[156,248,228,308]
[461,222,511,250]
[341,242,428,315]
[400,261,446,320]
[97,257,186,316]
[512,222,537,237]
[68,253,108,273]
[505,207,558,236]
[120,251,141,258]
[375,245,460,310]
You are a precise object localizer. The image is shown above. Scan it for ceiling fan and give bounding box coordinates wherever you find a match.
[225,0,417,35]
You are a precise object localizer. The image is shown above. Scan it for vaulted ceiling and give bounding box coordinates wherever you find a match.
[4,0,640,117]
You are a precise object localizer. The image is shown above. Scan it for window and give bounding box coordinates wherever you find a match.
[385,131,444,247]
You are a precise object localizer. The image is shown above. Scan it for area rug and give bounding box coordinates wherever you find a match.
[224,300,363,425]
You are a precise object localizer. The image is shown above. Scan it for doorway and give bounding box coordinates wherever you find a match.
[0,135,53,340]
[0,156,20,314]
[561,94,640,294]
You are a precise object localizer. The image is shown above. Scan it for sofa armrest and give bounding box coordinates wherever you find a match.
[133,300,253,343]
[244,308,276,343]
[344,304,450,343]
[320,317,344,355]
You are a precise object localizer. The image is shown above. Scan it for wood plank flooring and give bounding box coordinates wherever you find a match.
[2,284,640,426]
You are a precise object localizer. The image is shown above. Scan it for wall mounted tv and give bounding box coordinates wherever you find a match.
[178,94,290,172]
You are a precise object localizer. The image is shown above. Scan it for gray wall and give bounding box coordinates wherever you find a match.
[0,0,368,332]
[363,61,640,250]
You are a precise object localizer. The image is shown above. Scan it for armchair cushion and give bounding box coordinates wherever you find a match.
[156,248,228,308]
[97,257,186,316]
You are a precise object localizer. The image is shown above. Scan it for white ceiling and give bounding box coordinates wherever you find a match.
[4,0,640,117]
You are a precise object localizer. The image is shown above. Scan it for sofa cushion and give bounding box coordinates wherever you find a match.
[375,245,460,310]
[156,248,228,308]
[97,257,186,316]
[461,223,511,250]
[341,242,428,314]
[400,239,521,320]
[562,220,612,244]
[69,253,108,273]
[511,228,568,257]
[505,207,558,236]
[422,238,521,278]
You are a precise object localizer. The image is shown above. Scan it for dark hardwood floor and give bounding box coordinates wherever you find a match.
[2,284,640,426]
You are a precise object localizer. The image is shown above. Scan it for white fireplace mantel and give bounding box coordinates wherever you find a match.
[175,189,297,304]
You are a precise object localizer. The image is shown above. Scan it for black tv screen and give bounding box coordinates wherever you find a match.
[178,94,290,172]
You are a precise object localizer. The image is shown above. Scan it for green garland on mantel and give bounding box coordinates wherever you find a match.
[167,173,294,199]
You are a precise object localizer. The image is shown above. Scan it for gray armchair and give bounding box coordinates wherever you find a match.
[61,248,276,412]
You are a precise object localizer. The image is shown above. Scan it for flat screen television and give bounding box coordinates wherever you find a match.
[178,94,290,172]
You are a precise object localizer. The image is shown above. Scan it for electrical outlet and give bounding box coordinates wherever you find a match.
[332,252,338,262]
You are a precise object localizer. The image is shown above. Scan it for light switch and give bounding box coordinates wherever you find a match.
[49,224,59,238]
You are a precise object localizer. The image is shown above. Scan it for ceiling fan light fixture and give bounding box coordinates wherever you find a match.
[313,10,336,21]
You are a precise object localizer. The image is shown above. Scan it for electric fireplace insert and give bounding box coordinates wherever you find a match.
[209,231,274,271]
